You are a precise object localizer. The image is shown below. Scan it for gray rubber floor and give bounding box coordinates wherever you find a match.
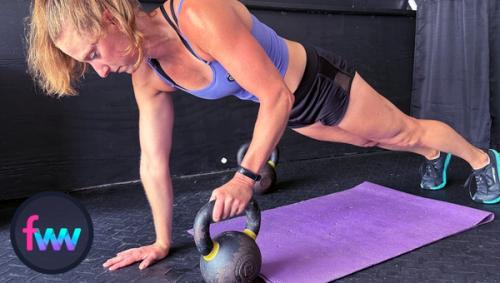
[1,151,499,282]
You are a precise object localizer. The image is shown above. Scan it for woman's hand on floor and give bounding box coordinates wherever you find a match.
[102,242,169,271]
[210,174,254,222]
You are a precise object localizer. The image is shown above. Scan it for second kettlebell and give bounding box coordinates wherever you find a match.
[236,142,279,194]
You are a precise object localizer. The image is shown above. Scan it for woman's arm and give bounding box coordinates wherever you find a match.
[103,81,175,271]
[179,0,295,220]
[136,88,175,250]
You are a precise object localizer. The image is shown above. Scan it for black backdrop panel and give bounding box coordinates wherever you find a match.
[144,0,411,10]
[0,1,415,200]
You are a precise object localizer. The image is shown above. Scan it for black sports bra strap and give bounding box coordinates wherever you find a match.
[149,58,180,88]
[159,2,177,30]
[159,2,206,63]
[169,0,179,25]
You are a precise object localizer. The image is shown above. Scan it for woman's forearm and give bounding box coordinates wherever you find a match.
[140,164,174,249]
[240,89,294,173]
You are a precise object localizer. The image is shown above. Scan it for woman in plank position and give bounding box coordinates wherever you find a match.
[27,0,500,271]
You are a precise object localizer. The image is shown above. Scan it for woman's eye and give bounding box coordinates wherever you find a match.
[89,51,98,60]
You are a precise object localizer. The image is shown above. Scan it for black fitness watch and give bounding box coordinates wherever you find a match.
[237,166,262,182]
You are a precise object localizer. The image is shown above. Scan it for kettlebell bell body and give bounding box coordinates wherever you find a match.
[194,200,262,283]
[200,231,262,283]
[253,164,276,194]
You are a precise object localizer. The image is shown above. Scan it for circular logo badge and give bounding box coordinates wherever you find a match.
[10,192,93,274]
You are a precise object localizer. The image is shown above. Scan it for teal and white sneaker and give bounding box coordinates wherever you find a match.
[465,149,500,204]
[419,152,452,190]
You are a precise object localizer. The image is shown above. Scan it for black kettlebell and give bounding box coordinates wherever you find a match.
[194,199,262,283]
[236,142,279,194]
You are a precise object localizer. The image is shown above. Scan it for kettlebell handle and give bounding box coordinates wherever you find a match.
[236,142,279,167]
[193,199,261,256]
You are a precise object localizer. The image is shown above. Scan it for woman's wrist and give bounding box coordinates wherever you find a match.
[154,239,171,250]
[236,165,261,182]
[234,170,257,188]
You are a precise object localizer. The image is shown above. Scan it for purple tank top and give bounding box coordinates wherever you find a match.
[147,0,289,103]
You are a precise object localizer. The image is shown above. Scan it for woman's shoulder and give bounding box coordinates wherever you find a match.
[175,0,253,55]
[176,0,251,28]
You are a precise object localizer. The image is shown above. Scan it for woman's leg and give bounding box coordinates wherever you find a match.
[292,121,440,159]
[292,71,498,202]
[292,121,376,147]
[292,72,488,167]
[335,73,490,170]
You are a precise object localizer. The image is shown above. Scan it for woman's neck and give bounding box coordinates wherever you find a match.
[135,8,180,60]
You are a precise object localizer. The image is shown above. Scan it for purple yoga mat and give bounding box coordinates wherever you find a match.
[188,182,494,282]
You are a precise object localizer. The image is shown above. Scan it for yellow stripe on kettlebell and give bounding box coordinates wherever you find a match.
[243,229,257,240]
[203,241,220,261]
[267,160,276,168]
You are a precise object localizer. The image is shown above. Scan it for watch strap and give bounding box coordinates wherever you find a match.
[237,166,261,181]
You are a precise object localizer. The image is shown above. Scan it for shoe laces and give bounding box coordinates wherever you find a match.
[465,166,495,199]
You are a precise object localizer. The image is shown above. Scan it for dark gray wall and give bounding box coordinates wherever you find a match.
[0,1,415,200]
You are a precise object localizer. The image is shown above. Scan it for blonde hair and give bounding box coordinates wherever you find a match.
[26,0,143,97]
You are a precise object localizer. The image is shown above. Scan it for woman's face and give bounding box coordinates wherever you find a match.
[55,16,138,78]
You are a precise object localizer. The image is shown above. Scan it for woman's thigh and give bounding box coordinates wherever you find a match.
[292,121,378,147]
[336,72,418,143]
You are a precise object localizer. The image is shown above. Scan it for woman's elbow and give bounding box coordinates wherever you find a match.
[277,88,295,113]
[284,90,295,111]
[261,87,294,111]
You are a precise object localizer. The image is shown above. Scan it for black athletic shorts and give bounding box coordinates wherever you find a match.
[287,45,356,128]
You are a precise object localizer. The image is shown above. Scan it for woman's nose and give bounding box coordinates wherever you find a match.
[90,62,110,78]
